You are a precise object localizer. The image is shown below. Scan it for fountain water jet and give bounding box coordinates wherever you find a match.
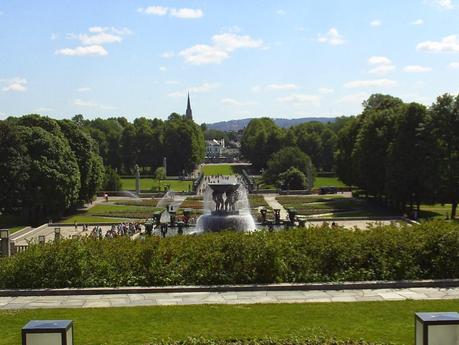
[195,180,256,232]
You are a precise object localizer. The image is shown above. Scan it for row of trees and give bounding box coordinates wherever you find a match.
[0,115,105,223]
[241,117,348,172]
[335,94,459,218]
[73,113,205,175]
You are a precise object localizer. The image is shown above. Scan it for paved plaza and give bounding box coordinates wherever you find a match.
[1,287,458,310]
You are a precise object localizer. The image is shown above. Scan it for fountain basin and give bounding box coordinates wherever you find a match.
[196,213,256,232]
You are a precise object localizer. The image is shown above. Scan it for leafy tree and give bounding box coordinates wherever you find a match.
[241,118,285,170]
[264,147,313,185]
[335,116,360,187]
[154,166,166,190]
[429,94,459,218]
[58,120,104,202]
[103,166,122,191]
[278,167,308,190]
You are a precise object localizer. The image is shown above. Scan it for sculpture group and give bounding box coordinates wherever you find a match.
[212,189,239,212]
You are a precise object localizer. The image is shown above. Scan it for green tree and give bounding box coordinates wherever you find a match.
[278,167,308,190]
[263,147,313,185]
[58,120,104,202]
[241,118,285,170]
[429,94,459,218]
[103,166,122,191]
[154,166,166,191]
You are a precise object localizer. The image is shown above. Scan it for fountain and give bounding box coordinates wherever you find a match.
[195,179,256,232]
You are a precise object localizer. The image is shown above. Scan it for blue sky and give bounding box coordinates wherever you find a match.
[1,0,459,124]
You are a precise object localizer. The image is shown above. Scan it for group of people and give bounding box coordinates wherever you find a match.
[79,222,142,239]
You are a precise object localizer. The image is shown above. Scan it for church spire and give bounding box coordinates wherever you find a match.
[185,92,193,120]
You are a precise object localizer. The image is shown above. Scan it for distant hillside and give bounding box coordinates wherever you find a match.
[207,117,335,131]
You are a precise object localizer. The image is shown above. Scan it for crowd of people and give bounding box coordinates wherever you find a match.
[80,222,143,239]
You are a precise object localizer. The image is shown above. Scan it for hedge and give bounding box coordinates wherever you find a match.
[0,221,458,288]
[151,338,391,345]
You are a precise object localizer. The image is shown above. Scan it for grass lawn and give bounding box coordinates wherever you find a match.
[418,203,454,220]
[0,300,458,345]
[202,164,241,176]
[314,176,349,188]
[121,178,192,192]
[59,215,132,224]
[178,196,204,216]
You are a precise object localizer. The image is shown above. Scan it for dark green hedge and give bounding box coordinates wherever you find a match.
[0,221,458,288]
[151,337,390,345]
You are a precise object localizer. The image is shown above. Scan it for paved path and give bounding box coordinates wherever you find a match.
[1,287,458,309]
[263,195,289,221]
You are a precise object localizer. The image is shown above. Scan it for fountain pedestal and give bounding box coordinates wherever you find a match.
[196,183,256,232]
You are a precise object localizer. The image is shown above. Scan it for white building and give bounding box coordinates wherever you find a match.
[206,139,225,158]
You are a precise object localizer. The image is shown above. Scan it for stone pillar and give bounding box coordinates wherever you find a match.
[163,157,167,176]
[307,160,313,192]
[135,164,140,196]
[0,229,11,257]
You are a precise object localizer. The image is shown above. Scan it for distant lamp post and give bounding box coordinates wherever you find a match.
[54,228,61,241]
[415,312,459,345]
[22,320,74,345]
[0,229,10,257]
[38,235,45,245]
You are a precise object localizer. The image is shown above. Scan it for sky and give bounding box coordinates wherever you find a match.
[1,0,459,124]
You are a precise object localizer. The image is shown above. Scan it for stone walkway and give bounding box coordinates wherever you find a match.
[1,287,458,309]
[263,195,289,220]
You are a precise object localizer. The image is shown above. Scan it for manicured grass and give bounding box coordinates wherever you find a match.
[0,300,458,345]
[60,215,132,224]
[178,196,203,216]
[113,199,159,207]
[314,177,348,188]
[202,164,240,176]
[419,203,454,220]
[121,178,192,192]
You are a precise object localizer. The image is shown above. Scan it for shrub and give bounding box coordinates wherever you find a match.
[151,337,391,345]
[0,221,458,288]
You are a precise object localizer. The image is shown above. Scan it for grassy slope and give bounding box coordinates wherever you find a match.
[314,177,349,188]
[202,164,239,176]
[121,178,192,192]
[1,300,458,345]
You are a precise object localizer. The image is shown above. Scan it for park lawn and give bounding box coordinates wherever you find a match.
[60,215,132,224]
[112,199,159,207]
[178,196,203,216]
[0,300,459,345]
[202,164,241,176]
[276,195,357,216]
[418,203,453,220]
[314,176,348,188]
[121,178,192,192]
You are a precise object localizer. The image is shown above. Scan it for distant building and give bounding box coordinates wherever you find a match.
[186,92,193,120]
[206,139,225,159]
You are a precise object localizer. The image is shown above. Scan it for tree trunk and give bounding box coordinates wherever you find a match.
[452,202,458,219]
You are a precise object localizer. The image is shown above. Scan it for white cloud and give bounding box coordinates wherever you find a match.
[417,35,459,52]
[161,51,175,59]
[138,6,168,15]
[318,87,334,94]
[166,80,180,85]
[276,9,286,15]
[50,33,59,40]
[403,65,432,73]
[368,56,392,65]
[73,99,115,110]
[77,87,91,92]
[221,98,256,106]
[168,82,219,97]
[449,61,459,69]
[370,19,382,27]
[317,27,345,45]
[139,6,203,19]
[277,94,320,106]
[170,8,203,19]
[57,27,130,57]
[429,0,455,9]
[368,56,395,75]
[179,33,263,65]
[339,92,369,104]
[2,77,27,92]
[411,19,424,25]
[266,83,298,90]
[55,45,108,56]
[159,66,167,72]
[344,79,397,88]
[34,107,53,113]
[369,65,396,75]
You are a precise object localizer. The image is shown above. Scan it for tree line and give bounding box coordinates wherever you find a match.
[0,113,205,224]
[335,93,459,219]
